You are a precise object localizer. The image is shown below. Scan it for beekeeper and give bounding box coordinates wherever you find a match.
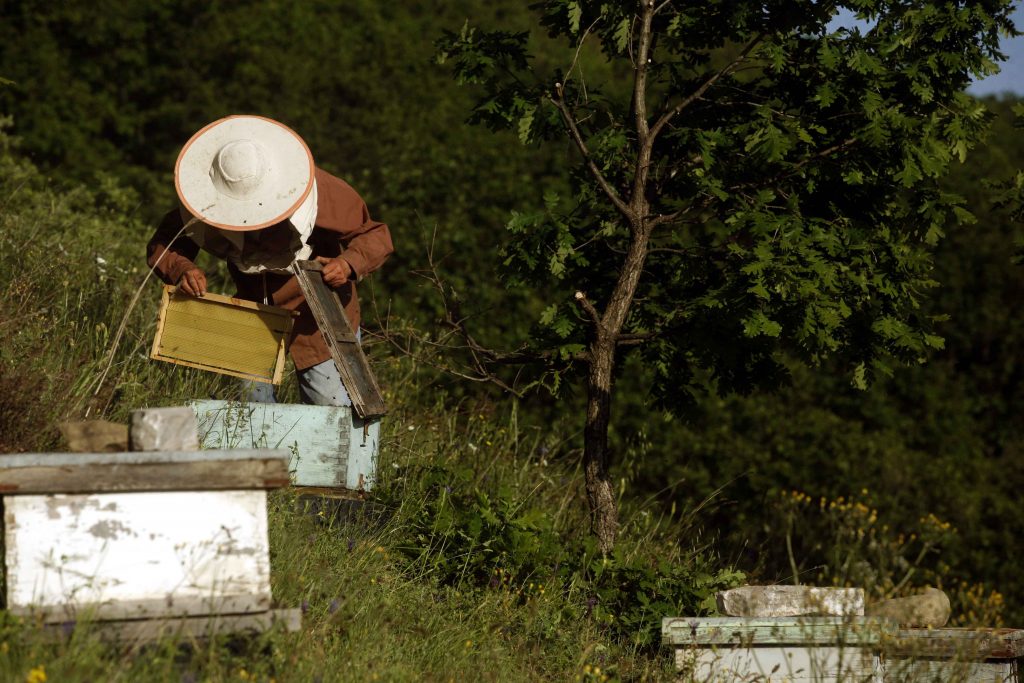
[146,115,393,406]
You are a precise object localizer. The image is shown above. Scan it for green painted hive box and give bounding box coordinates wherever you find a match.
[189,400,379,491]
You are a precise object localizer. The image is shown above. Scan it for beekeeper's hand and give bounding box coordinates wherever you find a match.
[316,256,353,287]
[177,267,208,297]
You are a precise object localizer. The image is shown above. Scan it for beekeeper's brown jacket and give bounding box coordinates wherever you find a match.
[147,168,393,370]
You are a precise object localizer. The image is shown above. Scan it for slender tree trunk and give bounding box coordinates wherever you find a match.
[584,335,618,553]
[582,219,652,552]
[577,0,657,552]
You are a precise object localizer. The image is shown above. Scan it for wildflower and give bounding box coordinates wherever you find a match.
[464,639,473,648]
[26,667,46,683]
[329,599,340,614]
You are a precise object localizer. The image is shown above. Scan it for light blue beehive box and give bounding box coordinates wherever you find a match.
[189,400,379,491]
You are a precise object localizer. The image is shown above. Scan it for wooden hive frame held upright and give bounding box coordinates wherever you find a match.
[293,260,387,418]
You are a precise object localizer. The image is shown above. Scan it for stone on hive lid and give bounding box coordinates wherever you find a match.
[130,407,200,452]
[865,587,950,627]
[60,420,128,453]
[717,585,865,617]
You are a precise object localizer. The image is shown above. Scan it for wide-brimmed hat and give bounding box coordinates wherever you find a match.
[175,115,314,231]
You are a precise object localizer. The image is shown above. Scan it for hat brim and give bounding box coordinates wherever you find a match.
[175,115,314,232]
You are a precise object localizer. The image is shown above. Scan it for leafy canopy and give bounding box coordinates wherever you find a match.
[437,0,1017,408]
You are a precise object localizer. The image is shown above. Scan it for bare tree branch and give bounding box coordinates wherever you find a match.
[367,228,596,397]
[790,137,857,172]
[647,33,765,146]
[564,15,602,90]
[648,206,691,229]
[617,331,657,346]
[574,290,603,330]
[726,136,858,194]
[550,91,635,221]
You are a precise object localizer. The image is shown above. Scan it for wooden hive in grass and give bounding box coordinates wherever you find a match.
[884,627,1024,682]
[0,447,299,641]
[151,285,295,385]
[662,616,891,681]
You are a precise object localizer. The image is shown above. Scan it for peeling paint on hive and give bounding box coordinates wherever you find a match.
[4,490,271,621]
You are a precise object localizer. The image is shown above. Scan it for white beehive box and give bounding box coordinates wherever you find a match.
[0,448,297,639]
[662,616,891,682]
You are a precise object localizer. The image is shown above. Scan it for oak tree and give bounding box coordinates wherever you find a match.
[437,0,1018,551]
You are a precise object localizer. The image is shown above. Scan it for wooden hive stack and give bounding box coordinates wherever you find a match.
[183,260,388,499]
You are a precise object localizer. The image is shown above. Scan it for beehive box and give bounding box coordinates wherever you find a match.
[151,285,295,384]
[883,628,1024,682]
[190,400,380,491]
[0,449,298,640]
[662,616,891,682]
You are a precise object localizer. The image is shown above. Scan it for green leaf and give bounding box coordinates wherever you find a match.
[851,362,868,390]
[612,16,630,53]
[567,1,582,35]
[517,104,536,144]
[742,311,782,338]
